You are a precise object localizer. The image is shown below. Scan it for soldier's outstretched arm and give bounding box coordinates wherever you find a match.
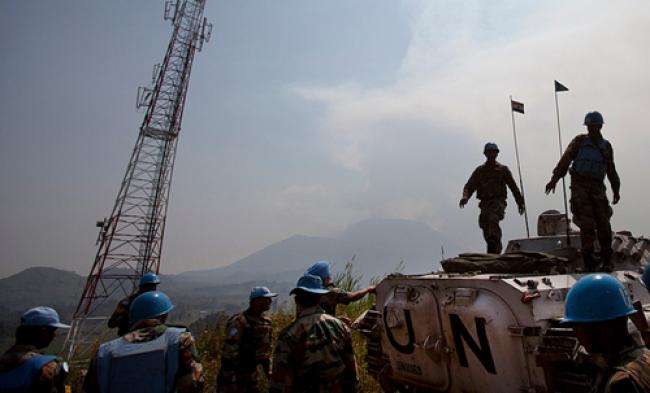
[547,135,582,195]
[606,144,621,204]
[504,166,525,209]
[460,168,479,208]
[345,286,375,303]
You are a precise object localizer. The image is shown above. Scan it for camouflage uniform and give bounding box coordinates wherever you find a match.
[462,161,524,254]
[107,292,139,336]
[320,287,355,316]
[0,344,67,393]
[269,306,359,393]
[217,309,273,393]
[82,321,204,393]
[596,338,650,393]
[551,134,620,269]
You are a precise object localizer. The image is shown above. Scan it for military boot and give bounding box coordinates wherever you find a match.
[600,250,614,273]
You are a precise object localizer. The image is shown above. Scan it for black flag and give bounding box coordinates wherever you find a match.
[511,100,524,114]
[554,80,569,92]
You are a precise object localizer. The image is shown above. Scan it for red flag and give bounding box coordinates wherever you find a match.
[511,100,524,114]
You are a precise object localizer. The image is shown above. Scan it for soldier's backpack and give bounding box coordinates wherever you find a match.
[0,354,56,393]
[572,136,611,180]
[96,326,185,393]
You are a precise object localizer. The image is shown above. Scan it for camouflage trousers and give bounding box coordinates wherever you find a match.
[570,180,613,270]
[478,199,506,254]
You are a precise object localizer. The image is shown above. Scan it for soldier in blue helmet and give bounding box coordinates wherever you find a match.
[270,274,359,393]
[460,142,525,254]
[83,290,204,393]
[108,271,160,336]
[562,274,650,392]
[306,260,375,316]
[0,307,70,393]
[546,111,620,272]
[217,286,278,393]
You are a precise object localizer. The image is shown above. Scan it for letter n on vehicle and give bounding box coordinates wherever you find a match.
[449,313,496,374]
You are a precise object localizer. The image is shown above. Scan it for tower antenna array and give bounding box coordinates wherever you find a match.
[63,0,211,360]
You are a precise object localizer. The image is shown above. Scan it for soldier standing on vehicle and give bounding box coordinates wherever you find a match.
[217,286,278,393]
[82,291,204,393]
[306,260,375,317]
[460,143,525,254]
[269,274,359,393]
[0,307,70,393]
[107,271,160,336]
[562,274,650,392]
[545,111,620,272]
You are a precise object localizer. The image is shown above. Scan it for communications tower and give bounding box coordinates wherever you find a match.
[63,0,211,359]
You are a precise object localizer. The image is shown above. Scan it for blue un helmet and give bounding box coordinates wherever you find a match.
[250,286,278,300]
[562,274,635,324]
[139,272,161,287]
[290,274,330,295]
[483,142,499,154]
[305,260,331,282]
[129,291,174,324]
[20,306,70,329]
[641,264,650,290]
[583,111,604,125]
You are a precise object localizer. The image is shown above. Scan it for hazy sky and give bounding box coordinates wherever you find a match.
[1,0,649,278]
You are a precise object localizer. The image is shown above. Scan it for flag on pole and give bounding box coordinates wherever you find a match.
[554,80,569,92]
[511,100,525,114]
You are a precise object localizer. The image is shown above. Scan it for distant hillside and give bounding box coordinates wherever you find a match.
[0,266,84,316]
[177,218,459,285]
[0,267,85,350]
[176,234,338,284]
[0,218,458,350]
[0,269,291,352]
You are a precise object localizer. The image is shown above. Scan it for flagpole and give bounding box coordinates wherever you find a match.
[553,88,571,246]
[510,95,530,238]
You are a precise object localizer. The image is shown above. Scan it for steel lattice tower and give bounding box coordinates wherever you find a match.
[63,0,211,360]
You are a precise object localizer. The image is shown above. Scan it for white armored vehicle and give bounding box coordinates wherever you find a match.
[356,211,650,392]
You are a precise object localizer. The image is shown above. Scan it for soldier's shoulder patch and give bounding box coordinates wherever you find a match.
[227,327,239,337]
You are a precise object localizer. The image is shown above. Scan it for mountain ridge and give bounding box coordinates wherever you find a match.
[176,217,457,284]
[0,218,458,339]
